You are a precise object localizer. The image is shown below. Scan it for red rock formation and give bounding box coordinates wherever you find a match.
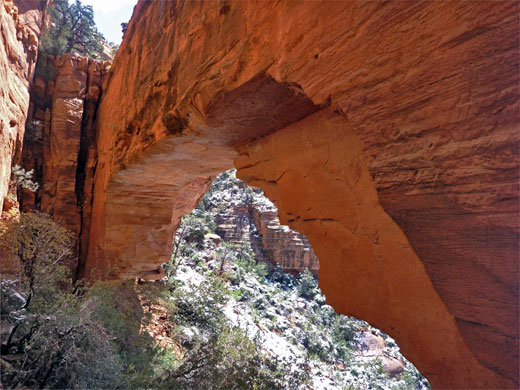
[20,53,110,274]
[248,202,319,275]
[0,0,48,215]
[211,176,319,274]
[236,110,506,388]
[3,0,513,387]
[81,1,518,387]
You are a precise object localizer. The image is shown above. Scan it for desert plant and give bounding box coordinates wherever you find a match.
[0,213,127,389]
[298,268,318,299]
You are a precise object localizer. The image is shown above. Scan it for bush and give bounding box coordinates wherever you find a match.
[0,213,125,388]
[298,268,318,299]
[0,212,74,307]
[169,272,228,333]
[0,213,163,389]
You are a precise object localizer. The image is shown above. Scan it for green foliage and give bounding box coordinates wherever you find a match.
[2,285,122,389]
[0,212,74,306]
[298,268,318,299]
[160,280,309,390]
[40,0,104,58]
[169,272,229,333]
[0,213,123,389]
[0,213,165,389]
[233,239,270,279]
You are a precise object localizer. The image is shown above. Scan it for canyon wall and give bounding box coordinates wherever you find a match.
[247,201,319,275]
[0,0,47,215]
[1,0,516,388]
[210,174,319,274]
[20,53,110,274]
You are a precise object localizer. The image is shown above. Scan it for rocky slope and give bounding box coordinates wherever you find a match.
[165,172,430,389]
[0,0,48,215]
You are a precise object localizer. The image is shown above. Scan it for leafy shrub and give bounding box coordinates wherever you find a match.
[169,272,228,333]
[0,213,125,389]
[0,213,166,389]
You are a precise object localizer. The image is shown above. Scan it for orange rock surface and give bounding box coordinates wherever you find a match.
[0,0,515,387]
[0,0,47,215]
[20,53,110,275]
[213,182,319,275]
[81,1,518,387]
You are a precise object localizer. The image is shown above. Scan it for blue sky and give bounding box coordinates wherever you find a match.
[80,0,138,44]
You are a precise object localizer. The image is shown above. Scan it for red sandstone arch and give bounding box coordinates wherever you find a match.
[84,1,519,388]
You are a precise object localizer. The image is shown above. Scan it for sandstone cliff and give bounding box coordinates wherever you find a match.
[2,0,517,388]
[205,171,319,274]
[247,202,319,275]
[0,0,47,215]
[83,2,518,387]
[20,53,110,275]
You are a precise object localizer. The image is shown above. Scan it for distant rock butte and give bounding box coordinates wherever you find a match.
[0,0,518,388]
[212,178,319,275]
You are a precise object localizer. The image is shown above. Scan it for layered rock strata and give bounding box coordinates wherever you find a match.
[0,0,48,215]
[212,176,319,274]
[2,0,515,388]
[82,1,518,387]
[247,201,319,275]
[20,53,110,274]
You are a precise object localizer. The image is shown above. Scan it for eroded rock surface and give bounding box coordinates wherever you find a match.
[0,0,47,215]
[81,1,518,387]
[20,53,110,274]
[1,0,515,388]
[206,171,319,274]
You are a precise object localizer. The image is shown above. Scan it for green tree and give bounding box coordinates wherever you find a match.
[298,268,318,299]
[41,0,104,58]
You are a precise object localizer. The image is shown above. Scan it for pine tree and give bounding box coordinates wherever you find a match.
[41,0,104,58]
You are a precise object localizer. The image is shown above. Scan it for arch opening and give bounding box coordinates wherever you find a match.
[159,167,431,388]
[86,70,516,388]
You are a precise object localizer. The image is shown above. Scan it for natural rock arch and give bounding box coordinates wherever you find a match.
[82,1,518,388]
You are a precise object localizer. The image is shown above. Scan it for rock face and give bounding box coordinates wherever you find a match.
[0,0,48,215]
[247,202,319,275]
[19,53,110,275]
[79,1,518,388]
[217,204,320,274]
[3,0,517,388]
[207,172,319,274]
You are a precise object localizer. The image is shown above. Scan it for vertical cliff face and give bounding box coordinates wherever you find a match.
[247,202,319,275]
[0,0,47,215]
[20,53,110,273]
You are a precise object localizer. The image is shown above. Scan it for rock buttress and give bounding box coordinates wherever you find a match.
[20,53,110,275]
